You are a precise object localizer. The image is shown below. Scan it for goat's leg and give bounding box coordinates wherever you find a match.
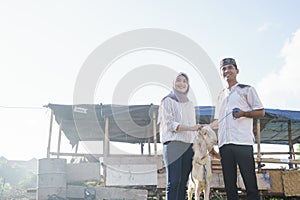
[203,185,210,200]
[194,181,202,200]
[187,186,194,200]
[187,179,194,200]
[203,174,211,200]
[203,157,212,200]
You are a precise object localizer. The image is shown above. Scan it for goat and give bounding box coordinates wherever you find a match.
[187,126,218,200]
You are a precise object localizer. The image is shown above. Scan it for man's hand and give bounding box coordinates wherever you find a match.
[232,108,265,119]
[232,108,242,119]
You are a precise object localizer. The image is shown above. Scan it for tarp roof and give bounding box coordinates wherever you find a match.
[47,104,300,147]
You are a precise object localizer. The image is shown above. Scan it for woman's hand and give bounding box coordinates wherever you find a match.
[176,124,203,132]
[193,124,203,131]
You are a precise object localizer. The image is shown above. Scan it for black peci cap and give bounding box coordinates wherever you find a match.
[220,58,237,69]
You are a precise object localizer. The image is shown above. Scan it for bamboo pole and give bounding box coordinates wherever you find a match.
[47,110,54,158]
[140,143,144,155]
[254,151,300,155]
[288,120,294,169]
[152,111,157,157]
[104,117,110,157]
[57,120,63,158]
[49,152,104,157]
[256,118,261,172]
[148,137,151,155]
[147,127,151,155]
[255,157,300,165]
[75,142,79,154]
[103,117,109,186]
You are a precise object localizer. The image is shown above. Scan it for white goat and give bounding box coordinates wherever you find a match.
[187,126,217,200]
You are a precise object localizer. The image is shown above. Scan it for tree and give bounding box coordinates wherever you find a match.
[0,157,37,199]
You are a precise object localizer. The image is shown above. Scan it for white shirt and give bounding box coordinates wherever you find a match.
[214,83,264,148]
[158,97,197,144]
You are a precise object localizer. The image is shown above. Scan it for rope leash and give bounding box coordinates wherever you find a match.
[217,111,233,123]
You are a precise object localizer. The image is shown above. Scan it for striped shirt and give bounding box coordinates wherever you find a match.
[158,97,198,144]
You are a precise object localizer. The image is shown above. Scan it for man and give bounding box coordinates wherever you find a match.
[214,58,265,200]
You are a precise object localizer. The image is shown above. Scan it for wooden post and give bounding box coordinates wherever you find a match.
[152,111,157,156]
[147,127,151,155]
[57,120,63,158]
[75,142,79,154]
[288,120,293,169]
[148,137,151,155]
[256,118,262,172]
[140,143,144,155]
[104,117,110,157]
[103,117,109,186]
[47,110,54,158]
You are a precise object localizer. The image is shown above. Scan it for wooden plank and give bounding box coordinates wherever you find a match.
[67,163,100,183]
[282,170,300,196]
[102,156,163,186]
[67,185,148,199]
[50,152,104,157]
[255,152,300,155]
[157,168,166,189]
[156,169,271,193]
[212,157,299,168]
[239,173,271,191]
[256,158,300,165]
[261,169,284,194]
[210,173,225,189]
[103,155,164,168]
[105,163,157,186]
[211,159,271,191]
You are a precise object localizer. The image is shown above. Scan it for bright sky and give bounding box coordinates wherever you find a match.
[1,1,300,160]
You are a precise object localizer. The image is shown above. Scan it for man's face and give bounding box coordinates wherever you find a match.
[220,64,239,82]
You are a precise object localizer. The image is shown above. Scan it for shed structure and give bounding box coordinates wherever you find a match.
[42,103,300,199]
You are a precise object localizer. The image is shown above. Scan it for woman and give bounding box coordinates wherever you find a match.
[158,72,202,200]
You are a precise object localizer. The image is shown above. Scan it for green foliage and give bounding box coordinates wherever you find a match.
[0,159,34,186]
[210,190,226,200]
[0,157,37,199]
[18,173,37,189]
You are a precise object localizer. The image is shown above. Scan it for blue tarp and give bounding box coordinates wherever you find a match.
[194,106,300,145]
[47,104,300,146]
[264,108,300,121]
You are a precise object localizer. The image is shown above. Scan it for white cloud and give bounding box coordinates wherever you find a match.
[257,29,300,110]
[257,22,272,32]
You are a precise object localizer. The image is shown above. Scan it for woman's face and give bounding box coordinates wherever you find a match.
[174,75,189,94]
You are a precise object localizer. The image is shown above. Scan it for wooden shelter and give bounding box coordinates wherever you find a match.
[42,103,300,199]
